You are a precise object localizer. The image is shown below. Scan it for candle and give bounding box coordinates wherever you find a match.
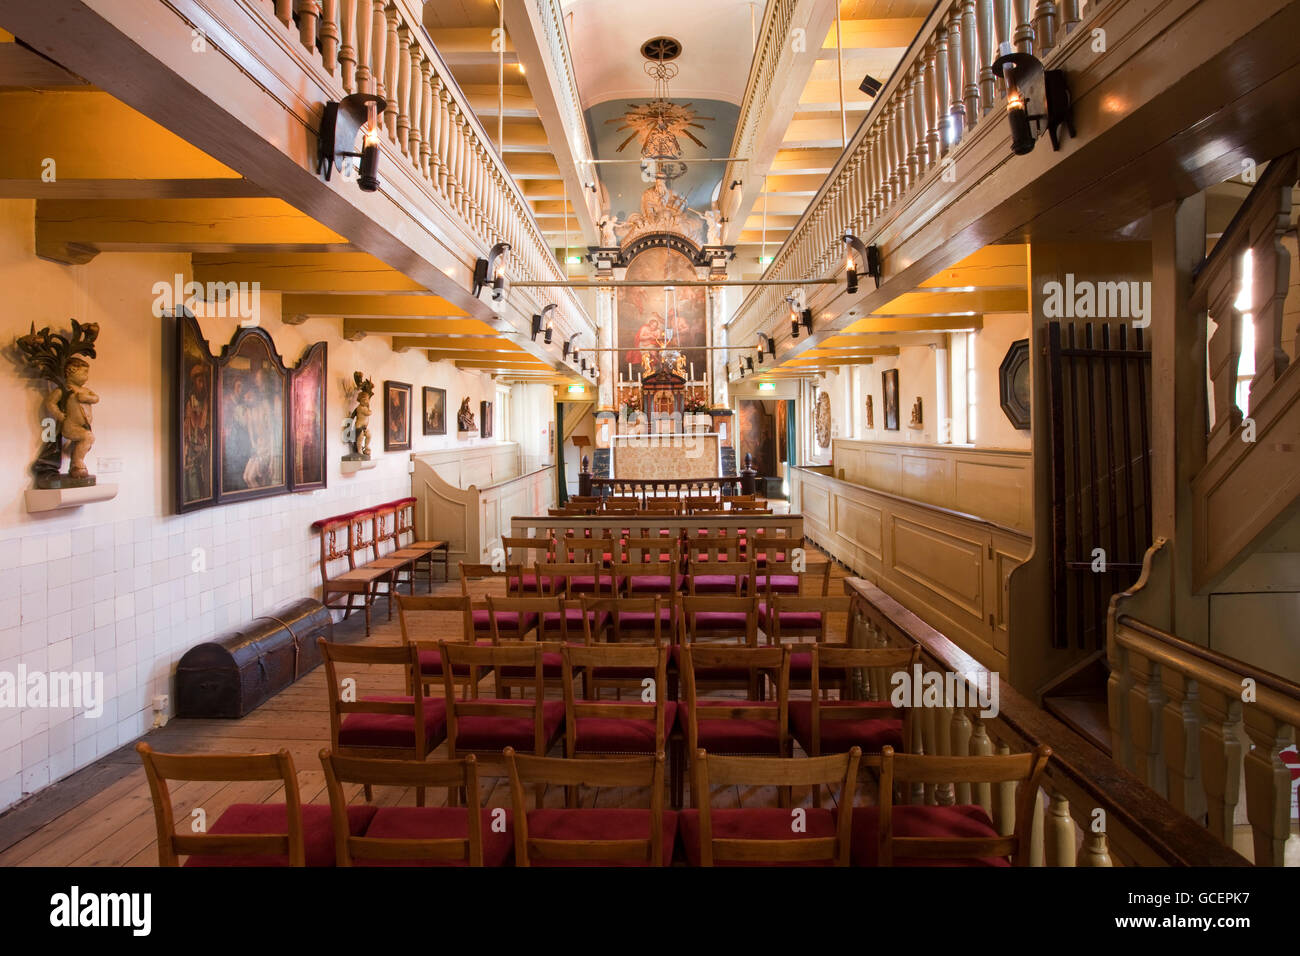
[689,362,695,381]
[628,362,633,380]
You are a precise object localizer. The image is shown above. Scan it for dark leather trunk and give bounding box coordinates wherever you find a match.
[176,599,332,718]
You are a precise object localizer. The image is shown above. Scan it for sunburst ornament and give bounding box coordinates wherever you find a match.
[606,58,713,175]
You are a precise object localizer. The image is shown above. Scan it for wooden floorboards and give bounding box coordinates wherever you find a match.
[0,552,862,867]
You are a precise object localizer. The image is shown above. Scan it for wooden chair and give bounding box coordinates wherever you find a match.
[396,593,488,698]
[318,516,391,637]
[501,535,556,594]
[319,640,445,804]
[392,497,448,587]
[137,743,374,867]
[355,509,413,619]
[763,595,851,691]
[562,643,672,760]
[319,750,512,867]
[681,645,790,777]
[678,593,758,654]
[459,561,533,642]
[681,748,862,866]
[483,593,575,697]
[685,556,752,596]
[504,749,673,866]
[853,745,1051,866]
[620,540,681,598]
[747,542,807,597]
[790,645,920,756]
[645,498,682,513]
[439,641,566,767]
[373,504,420,597]
[684,495,719,513]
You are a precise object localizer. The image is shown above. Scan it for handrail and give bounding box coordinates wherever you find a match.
[256,0,594,336]
[727,0,1105,350]
[846,576,1251,867]
[530,0,597,185]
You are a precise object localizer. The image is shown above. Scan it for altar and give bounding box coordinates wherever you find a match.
[612,432,721,480]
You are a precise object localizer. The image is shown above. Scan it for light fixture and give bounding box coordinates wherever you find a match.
[530,313,543,341]
[755,338,765,365]
[317,92,388,193]
[473,242,511,300]
[730,180,743,191]
[858,75,882,97]
[563,332,581,360]
[991,45,1074,154]
[843,232,881,292]
[746,356,754,372]
[540,303,557,344]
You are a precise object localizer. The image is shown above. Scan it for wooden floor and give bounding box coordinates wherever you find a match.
[0,551,862,867]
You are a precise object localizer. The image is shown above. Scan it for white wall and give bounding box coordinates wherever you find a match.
[0,199,510,811]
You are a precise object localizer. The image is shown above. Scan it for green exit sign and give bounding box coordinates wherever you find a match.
[566,384,586,395]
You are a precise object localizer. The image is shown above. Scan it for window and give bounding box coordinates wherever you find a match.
[1234,249,1254,416]
[967,330,978,443]
[949,331,977,445]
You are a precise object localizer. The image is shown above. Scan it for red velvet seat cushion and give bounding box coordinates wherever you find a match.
[752,552,787,568]
[355,807,514,866]
[688,574,743,594]
[183,803,377,867]
[508,573,555,593]
[338,696,447,752]
[687,611,749,632]
[788,699,902,754]
[627,574,675,594]
[497,650,567,679]
[615,608,675,631]
[523,809,678,866]
[849,805,1009,867]
[452,699,566,753]
[539,608,609,635]
[752,574,799,594]
[574,702,678,754]
[759,602,823,634]
[688,701,784,754]
[678,807,839,866]
[472,610,538,634]
[418,642,494,676]
[567,574,623,594]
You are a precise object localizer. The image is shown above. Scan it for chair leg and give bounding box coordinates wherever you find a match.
[362,590,372,637]
[416,786,426,807]
[363,783,373,802]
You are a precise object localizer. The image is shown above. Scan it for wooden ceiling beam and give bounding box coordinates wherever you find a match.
[192,253,425,294]
[290,297,469,321]
[422,349,537,362]
[839,315,985,334]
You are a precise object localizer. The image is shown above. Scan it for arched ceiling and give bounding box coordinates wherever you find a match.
[559,0,760,107]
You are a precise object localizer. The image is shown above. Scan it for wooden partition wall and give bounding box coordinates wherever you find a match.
[794,465,1030,674]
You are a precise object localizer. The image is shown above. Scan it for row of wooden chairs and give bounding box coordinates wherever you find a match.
[138,742,1051,867]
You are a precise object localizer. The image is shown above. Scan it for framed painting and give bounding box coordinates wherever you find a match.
[422,386,446,436]
[384,380,412,451]
[216,327,289,503]
[999,338,1031,429]
[176,310,216,512]
[480,400,493,439]
[289,342,327,490]
[882,368,900,430]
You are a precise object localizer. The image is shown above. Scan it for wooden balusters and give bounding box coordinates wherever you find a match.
[275,0,293,26]
[395,23,411,155]
[408,44,423,165]
[904,69,922,182]
[339,0,356,90]
[319,0,339,73]
[297,1,321,53]
[1162,671,1205,819]
[1079,831,1114,866]
[1127,654,1167,795]
[1061,0,1083,34]
[419,59,433,177]
[383,4,399,137]
[994,741,1018,834]
[975,0,996,114]
[950,708,973,804]
[1013,0,1035,52]
[946,8,966,143]
[1044,788,1076,865]
[433,79,448,192]
[1029,789,1046,865]
[1248,210,1293,406]
[929,33,947,161]
[1242,712,1296,866]
[1033,0,1058,54]
[370,1,386,101]
[960,0,980,124]
[1197,685,1244,842]
[969,718,994,815]
[354,0,372,91]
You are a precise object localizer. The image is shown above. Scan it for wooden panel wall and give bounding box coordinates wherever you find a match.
[830,439,1032,532]
[794,466,1030,672]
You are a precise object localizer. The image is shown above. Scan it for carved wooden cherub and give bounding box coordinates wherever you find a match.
[909,396,923,428]
[16,320,101,487]
[457,396,477,432]
[348,372,374,459]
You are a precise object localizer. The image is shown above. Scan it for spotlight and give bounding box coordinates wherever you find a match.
[317,92,388,193]
[991,46,1074,154]
[843,233,881,291]
[540,303,557,344]
[472,242,511,300]
[858,74,882,97]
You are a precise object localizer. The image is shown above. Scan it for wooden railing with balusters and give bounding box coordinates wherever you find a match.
[1190,150,1299,589]
[727,0,1103,348]
[260,0,594,336]
[1108,590,1300,865]
[846,575,1251,866]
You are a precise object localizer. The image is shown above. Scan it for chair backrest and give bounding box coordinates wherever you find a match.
[348,510,378,564]
[459,561,519,602]
[393,498,419,547]
[877,745,1052,866]
[318,640,428,757]
[765,595,849,644]
[504,749,667,865]
[319,517,354,580]
[808,645,921,752]
[682,644,788,711]
[686,558,754,596]
[692,748,863,866]
[555,532,617,564]
[440,641,552,754]
[396,593,472,652]
[501,535,554,574]
[689,534,744,561]
[679,594,758,645]
[137,742,305,866]
[533,560,601,596]
[562,643,670,752]
[484,593,561,642]
[605,495,641,508]
[684,495,719,512]
[581,596,667,646]
[373,504,400,559]
[645,498,681,512]
[319,750,486,866]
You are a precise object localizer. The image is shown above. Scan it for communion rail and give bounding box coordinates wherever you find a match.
[587,477,745,502]
[846,577,1250,866]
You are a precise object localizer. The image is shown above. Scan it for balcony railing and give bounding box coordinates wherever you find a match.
[261,0,593,335]
[728,0,1105,349]
[848,576,1251,866]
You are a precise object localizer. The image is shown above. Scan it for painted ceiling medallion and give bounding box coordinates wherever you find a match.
[606,50,713,182]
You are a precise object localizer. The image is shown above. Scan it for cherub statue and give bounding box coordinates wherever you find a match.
[457,396,477,432]
[598,214,620,249]
[702,205,723,245]
[15,320,101,488]
[348,372,374,459]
